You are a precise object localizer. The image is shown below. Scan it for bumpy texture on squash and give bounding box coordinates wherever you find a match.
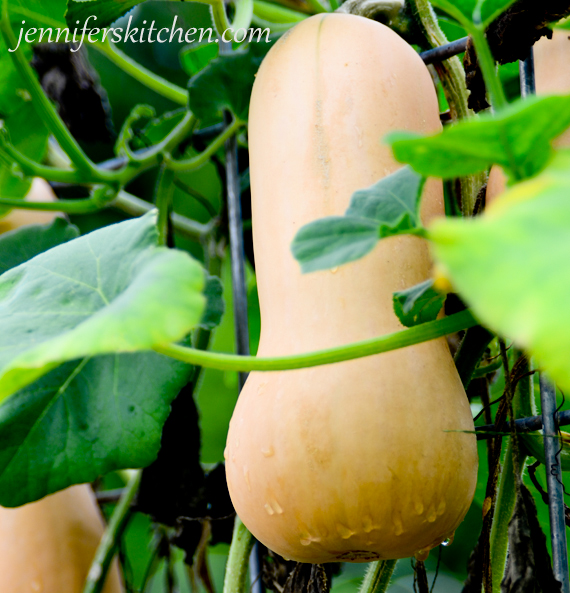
[0,485,123,593]
[225,13,478,563]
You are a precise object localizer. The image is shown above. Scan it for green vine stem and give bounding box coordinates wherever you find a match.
[489,353,531,591]
[359,560,397,593]
[253,0,307,23]
[83,470,142,593]
[0,0,98,175]
[192,0,254,37]
[154,309,477,371]
[165,118,245,171]
[0,195,104,214]
[411,0,485,216]
[223,518,255,593]
[93,40,188,106]
[468,25,507,111]
[156,166,176,246]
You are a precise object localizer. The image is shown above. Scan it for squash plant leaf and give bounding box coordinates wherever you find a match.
[393,279,446,328]
[0,351,192,507]
[0,218,79,275]
[292,216,380,273]
[346,166,424,231]
[65,0,142,29]
[430,0,518,29]
[180,42,219,77]
[388,95,570,182]
[0,211,205,402]
[188,35,280,123]
[429,149,570,393]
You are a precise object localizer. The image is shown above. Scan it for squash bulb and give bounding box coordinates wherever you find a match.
[225,14,478,563]
[0,485,123,593]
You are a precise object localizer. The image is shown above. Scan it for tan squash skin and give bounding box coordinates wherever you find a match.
[0,485,123,593]
[487,30,570,205]
[225,14,478,563]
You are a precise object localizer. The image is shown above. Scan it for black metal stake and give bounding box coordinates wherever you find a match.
[539,376,570,592]
[220,38,264,593]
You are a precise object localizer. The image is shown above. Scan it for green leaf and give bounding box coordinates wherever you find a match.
[0,211,205,402]
[430,0,518,29]
[131,108,186,151]
[180,42,219,77]
[0,352,192,507]
[188,36,280,122]
[0,218,79,275]
[199,275,225,330]
[393,279,446,328]
[65,0,142,29]
[388,95,570,182]
[291,216,380,273]
[429,149,570,393]
[346,166,425,234]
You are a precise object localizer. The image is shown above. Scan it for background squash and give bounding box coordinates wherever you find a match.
[225,13,478,563]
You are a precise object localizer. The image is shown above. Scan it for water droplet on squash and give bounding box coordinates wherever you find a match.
[243,466,251,491]
[330,267,338,274]
[235,439,240,448]
[257,382,267,395]
[300,532,321,546]
[336,523,355,539]
[362,515,373,533]
[427,508,437,523]
[437,499,446,515]
[264,503,275,516]
[223,447,229,460]
[442,533,454,547]
[31,580,42,592]
[414,500,424,515]
[261,446,274,457]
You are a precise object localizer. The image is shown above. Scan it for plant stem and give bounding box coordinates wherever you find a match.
[192,0,254,36]
[411,0,484,215]
[92,40,188,106]
[469,26,507,111]
[0,196,103,214]
[155,167,176,246]
[223,518,255,593]
[359,560,397,593]
[253,0,307,23]
[0,0,97,174]
[154,309,477,371]
[83,470,142,593]
[165,118,245,171]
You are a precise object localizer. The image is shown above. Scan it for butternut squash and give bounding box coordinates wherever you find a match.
[225,13,478,563]
[0,485,123,593]
[487,30,570,206]
[0,178,62,233]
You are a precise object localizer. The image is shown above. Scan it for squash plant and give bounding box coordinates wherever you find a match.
[0,0,569,592]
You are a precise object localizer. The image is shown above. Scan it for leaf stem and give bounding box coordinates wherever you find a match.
[154,309,477,371]
[83,470,141,593]
[223,518,255,593]
[0,0,97,174]
[92,40,188,106]
[155,166,176,246]
[359,560,397,593]
[192,0,254,37]
[253,0,307,23]
[0,196,103,214]
[165,118,245,171]
[469,26,507,111]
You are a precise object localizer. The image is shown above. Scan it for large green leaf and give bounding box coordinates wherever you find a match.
[388,95,570,182]
[0,352,192,507]
[430,0,518,29]
[429,149,570,392]
[0,212,205,401]
[0,218,79,275]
